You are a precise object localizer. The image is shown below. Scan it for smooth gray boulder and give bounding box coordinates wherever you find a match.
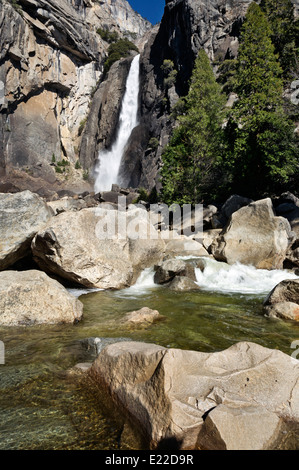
[211,194,253,229]
[211,198,293,269]
[168,276,200,291]
[31,207,165,289]
[0,270,83,326]
[164,238,209,258]
[122,307,162,326]
[0,190,53,270]
[154,258,187,284]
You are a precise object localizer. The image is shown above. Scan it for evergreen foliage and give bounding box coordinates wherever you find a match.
[225,2,298,198]
[160,50,227,205]
[260,0,299,80]
[161,60,178,89]
[160,1,298,205]
[103,39,139,75]
[96,28,119,44]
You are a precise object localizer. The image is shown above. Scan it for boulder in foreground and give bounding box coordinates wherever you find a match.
[88,341,299,450]
[0,270,83,326]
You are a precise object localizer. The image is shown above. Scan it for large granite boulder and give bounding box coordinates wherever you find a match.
[0,270,83,326]
[263,279,299,321]
[211,198,293,269]
[88,341,299,450]
[0,190,53,270]
[211,194,253,229]
[154,258,198,288]
[31,206,165,289]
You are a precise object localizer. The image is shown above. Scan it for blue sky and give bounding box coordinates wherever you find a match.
[128,0,165,25]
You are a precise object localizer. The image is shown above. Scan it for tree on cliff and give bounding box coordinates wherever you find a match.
[224,2,298,199]
[160,49,226,205]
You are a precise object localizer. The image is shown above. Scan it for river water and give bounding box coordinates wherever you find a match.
[0,258,298,449]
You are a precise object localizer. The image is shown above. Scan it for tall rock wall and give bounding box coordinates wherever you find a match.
[119,0,298,191]
[84,0,255,191]
[128,0,254,191]
[1,0,297,195]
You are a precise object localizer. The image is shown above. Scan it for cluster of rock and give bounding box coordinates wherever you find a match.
[0,190,83,325]
[1,188,299,326]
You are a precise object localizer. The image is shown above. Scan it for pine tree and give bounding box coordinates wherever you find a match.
[160,49,227,205]
[226,2,298,198]
[260,0,298,80]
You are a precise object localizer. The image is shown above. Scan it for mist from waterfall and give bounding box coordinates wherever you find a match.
[94,54,140,193]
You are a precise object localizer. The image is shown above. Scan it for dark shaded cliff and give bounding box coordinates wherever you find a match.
[119,0,253,191]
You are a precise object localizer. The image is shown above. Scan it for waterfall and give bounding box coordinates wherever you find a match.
[94,54,140,193]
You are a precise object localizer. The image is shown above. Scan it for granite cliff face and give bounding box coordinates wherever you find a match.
[127,0,254,191]
[81,0,255,191]
[120,0,298,191]
[0,0,150,195]
[1,0,297,195]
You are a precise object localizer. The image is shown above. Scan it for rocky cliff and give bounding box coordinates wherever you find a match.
[0,0,151,195]
[127,0,256,191]
[80,0,255,192]
[1,0,297,196]
[121,0,298,191]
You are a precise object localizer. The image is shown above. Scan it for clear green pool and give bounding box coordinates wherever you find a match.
[0,262,299,450]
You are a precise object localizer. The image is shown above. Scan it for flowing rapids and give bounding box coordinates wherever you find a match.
[0,258,298,449]
[194,257,299,295]
[94,55,140,193]
[120,257,299,297]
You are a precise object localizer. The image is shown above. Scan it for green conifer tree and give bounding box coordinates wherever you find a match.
[160,49,226,205]
[226,2,298,198]
[260,0,298,79]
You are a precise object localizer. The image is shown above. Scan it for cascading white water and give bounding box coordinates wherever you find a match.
[94,54,140,193]
[194,258,299,295]
[126,257,299,297]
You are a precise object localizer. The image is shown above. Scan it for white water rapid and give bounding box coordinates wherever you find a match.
[194,258,299,295]
[68,259,299,299]
[127,257,299,297]
[94,54,140,193]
